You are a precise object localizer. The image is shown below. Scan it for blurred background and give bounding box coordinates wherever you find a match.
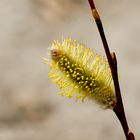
[0,0,140,139]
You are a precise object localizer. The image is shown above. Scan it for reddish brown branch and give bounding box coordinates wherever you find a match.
[87,0,135,140]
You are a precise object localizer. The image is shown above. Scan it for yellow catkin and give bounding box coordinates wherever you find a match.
[42,38,117,109]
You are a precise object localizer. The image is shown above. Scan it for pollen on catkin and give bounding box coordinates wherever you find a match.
[42,38,117,109]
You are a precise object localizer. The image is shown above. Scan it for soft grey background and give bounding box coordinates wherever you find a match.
[0,0,139,140]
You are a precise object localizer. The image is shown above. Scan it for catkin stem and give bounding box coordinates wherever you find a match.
[87,0,135,140]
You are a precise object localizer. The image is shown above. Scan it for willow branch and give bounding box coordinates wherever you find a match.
[87,0,135,140]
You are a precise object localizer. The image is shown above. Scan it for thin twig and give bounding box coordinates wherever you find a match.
[87,0,135,140]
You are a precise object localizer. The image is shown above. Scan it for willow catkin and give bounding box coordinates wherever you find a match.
[42,38,117,109]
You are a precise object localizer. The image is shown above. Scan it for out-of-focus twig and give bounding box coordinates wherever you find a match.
[87,0,135,140]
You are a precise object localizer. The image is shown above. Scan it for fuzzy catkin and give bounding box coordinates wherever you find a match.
[42,38,117,109]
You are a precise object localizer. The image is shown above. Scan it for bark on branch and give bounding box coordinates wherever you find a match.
[87,0,135,140]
